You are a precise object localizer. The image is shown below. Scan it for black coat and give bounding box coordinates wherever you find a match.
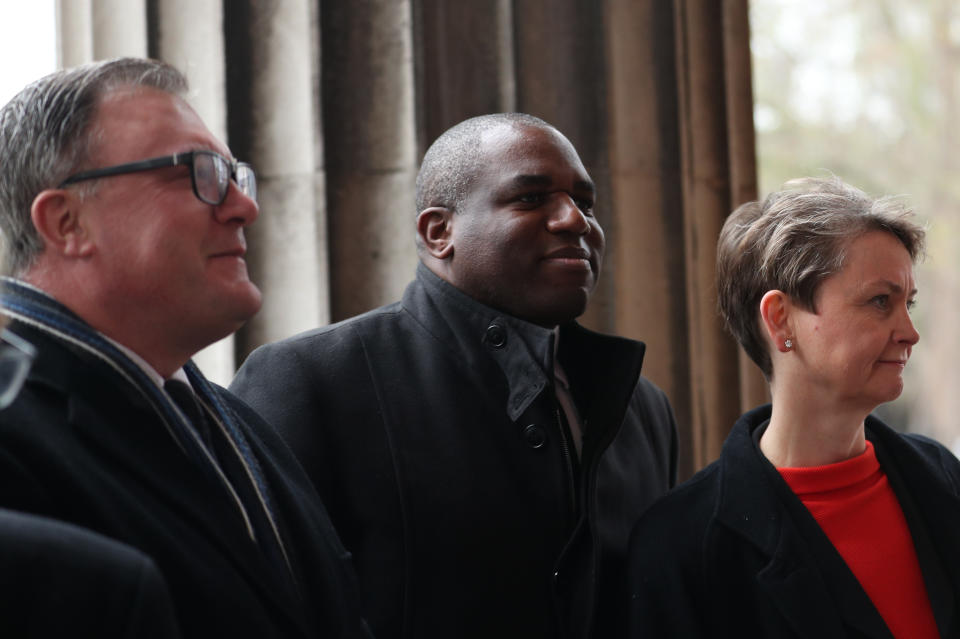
[232,264,678,639]
[0,282,371,639]
[0,508,181,638]
[628,404,960,638]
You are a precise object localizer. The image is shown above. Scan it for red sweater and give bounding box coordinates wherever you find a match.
[778,441,938,638]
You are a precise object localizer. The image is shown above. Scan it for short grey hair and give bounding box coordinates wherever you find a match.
[716,175,925,379]
[415,112,556,215]
[0,57,187,274]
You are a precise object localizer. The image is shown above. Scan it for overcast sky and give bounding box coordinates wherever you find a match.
[0,0,56,105]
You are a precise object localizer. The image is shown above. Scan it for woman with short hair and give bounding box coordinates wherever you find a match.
[628,176,960,638]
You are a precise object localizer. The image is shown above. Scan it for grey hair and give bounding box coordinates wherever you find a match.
[0,57,187,274]
[716,175,925,379]
[415,112,556,216]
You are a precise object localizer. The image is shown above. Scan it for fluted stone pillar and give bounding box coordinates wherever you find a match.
[604,0,694,476]
[226,0,327,362]
[92,0,147,59]
[675,0,747,468]
[722,0,768,413]
[57,0,94,66]
[154,0,227,137]
[414,0,515,151]
[322,0,419,321]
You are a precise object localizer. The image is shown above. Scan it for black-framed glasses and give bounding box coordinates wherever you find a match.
[58,150,257,206]
[0,329,35,410]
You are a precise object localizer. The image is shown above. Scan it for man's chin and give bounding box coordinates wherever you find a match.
[526,296,590,328]
[218,283,263,326]
[237,286,264,321]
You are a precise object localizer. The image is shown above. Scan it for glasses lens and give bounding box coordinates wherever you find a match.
[236,164,257,203]
[193,152,229,205]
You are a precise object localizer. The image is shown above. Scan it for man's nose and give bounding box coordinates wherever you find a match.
[547,193,590,235]
[216,181,259,226]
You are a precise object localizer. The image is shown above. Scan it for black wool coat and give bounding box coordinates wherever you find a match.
[0,508,181,638]
[0,285,371,639]
[232,264,678,639]
[628,404,960,639]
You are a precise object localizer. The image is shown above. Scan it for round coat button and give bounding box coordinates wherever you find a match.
[485,324,507,348]
[522,424,547,449]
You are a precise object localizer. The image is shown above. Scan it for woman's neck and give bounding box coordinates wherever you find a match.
[761,384,868,468]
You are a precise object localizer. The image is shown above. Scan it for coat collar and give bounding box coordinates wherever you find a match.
[407,264,646,450]
[868,421,960,638]
[409,263,557,420]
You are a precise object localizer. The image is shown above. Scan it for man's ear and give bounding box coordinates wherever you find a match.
[416,206,454,259]
[30,189,94,257]
[759,289,793,353]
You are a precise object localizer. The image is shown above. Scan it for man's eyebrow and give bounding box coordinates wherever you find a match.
[574,179,596,194]
[511,174,552,188]
[509,174,596,193]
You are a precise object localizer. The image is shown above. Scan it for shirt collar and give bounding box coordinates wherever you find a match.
[553,326,571,390]
[101,334,189,388]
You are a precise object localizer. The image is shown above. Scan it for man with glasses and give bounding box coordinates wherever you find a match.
[0,57,370,638]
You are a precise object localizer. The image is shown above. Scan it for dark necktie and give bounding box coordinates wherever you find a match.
[164,379,217,455]
[163,379,290,578]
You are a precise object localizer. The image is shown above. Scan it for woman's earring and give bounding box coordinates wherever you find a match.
[784,338,793,350]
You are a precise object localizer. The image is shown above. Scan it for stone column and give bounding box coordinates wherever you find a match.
[604,0,694,476]
[238,0,329,360]
[92,0,147,59]
[413,0,515,151]
[154,0,226,137]
[675,0,746,468]
[57,0,94,66]
[722,0,768,413]
[322,0,419,321]
[226,0,327,362]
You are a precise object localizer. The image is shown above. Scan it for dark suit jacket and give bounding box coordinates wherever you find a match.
[628,404,960,638]
[0,508,180,638]
[0,286,371,639]
[232,264,677,639]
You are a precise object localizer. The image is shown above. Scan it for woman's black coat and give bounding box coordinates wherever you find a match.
[628,404,960,638]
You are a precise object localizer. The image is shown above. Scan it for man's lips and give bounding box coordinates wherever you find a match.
[210,245,246,259]
[543,246,592,265]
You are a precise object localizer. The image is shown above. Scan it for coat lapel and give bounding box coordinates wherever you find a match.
[559,322,644,463]
[34,331,305,631]
[717,408,895,639]
[756,545,848,638]
[871,421,960,638]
